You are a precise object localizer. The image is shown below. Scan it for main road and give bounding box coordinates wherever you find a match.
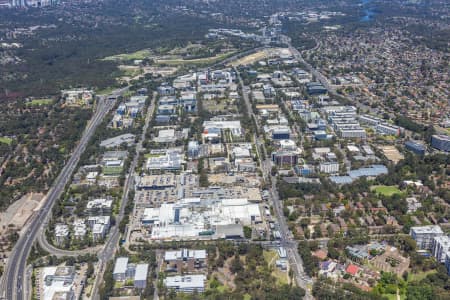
[1,88,127,300]
[235,68,313,299]
[90,91,157,300]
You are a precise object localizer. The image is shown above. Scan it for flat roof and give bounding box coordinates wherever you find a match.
[113,257,129,274]
[134,264,149,281]
[411,225,443,235]
[165,274,206,289]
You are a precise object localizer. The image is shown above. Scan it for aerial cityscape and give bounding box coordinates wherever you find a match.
[0,0,449,299]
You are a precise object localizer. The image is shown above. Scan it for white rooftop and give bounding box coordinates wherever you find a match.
[134,264,149,281]
[164,249,207,261]
[411,225,444,235]
[113,257,129,275]
[164,274,206,290]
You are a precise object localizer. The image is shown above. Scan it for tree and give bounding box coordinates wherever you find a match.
[230,254,243,274]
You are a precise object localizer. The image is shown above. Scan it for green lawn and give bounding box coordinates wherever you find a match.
[263,250,289,286]
[243,294,252,300]
[27,98,53,106]
[156,51,237,66]
[96,86,117,96]
[371,185,403,197]
[102,49,152,61]
[144,153,162,158]
[382,293,405,300]
[103,166,123,176]
[0,137,13,145]
[408,269,437,282]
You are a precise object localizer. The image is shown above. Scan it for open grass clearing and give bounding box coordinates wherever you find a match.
[371,185,403,197]
[103,166,123,176]
[27,98,53,106]
[408,269,437,282]
[156,51,237,66]
[229,50,268,66]
[102,49,152,62]
[0,137,13,145]
[263,250,290,286]
[96,86,117,96]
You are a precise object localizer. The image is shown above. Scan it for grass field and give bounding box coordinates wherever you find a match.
[96,86,117,96]
[0,137,13,145]
[371,185,403,197]
[408,269,437,282]
[230,50,267,66]
[144,153,161,158]
[263,250,289,286]
[382,293,405,300]
[156,51,237,66]
[27,98,53,106]
[103,49,152,61]
[103,166,123,176]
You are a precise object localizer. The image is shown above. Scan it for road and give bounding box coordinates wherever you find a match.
[90,91,157,300]
[235,68,313,299]
[280,34,335,94]
[0,88,127,300]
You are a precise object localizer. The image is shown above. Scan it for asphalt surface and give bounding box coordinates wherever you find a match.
[0,88,126,300]
[90,92,156,300]
[235,68,313,299]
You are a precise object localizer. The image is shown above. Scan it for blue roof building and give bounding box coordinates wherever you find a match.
[431,135,450,152]
[405,141,426,156]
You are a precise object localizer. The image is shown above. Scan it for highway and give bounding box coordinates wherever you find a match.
[235,68,313,299]
[0,88,126,300]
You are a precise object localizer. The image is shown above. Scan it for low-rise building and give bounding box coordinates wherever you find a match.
[319,162,339,174]
[164,249,207,273]
[376,123,404,136]
[146,149,184,172]
[55,224,69,246]
[405,141,426,156]
[164,274,206,293]
[431,135,450,152]
[86,198,113,215]
[73,219,87,239]
[134,264,149,289]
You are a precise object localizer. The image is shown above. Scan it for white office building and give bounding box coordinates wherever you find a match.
[376,123,403,136]
[164,274,206,293]
[134,264,149,289]
[432,236,450,263]
[319,162,340,174]
[113,257,129,281]
[339,128,367,139]
[410,225,444,250]
[55,224,69,246]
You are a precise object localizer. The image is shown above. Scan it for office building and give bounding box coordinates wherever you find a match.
[319,162,339,174]
[445,252,450,276]
[410,225,444,250]
[55,224,69,246]
[405,141,426,156]
[164,249,207,272]
[432,236,450,263]
[134,264,149,289]
[431,135,450,152]
[188,141,200,159]
[376,123,403,136]
[164,274,206,293]
[271,151,299,166]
